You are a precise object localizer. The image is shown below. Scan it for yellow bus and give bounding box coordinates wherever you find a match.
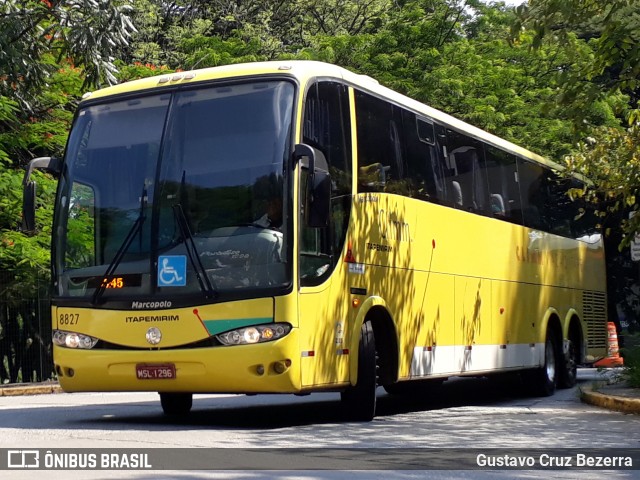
[23,61,608,421]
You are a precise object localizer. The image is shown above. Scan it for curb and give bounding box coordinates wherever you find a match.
[0,382,63,397]
[580,384,640,415]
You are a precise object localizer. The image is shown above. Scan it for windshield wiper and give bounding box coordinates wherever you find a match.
[92,183,147,305]
[172,204,217,299]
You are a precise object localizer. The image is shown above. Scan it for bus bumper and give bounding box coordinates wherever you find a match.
[53,330,301,394]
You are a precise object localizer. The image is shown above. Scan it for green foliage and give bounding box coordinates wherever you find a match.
[0,0,136,113]
[298,1,574,159]
[116,62,174,82]
[0,59,84,276]
[177,34,266,69]
[514,0,640,126]
[0,96,18,165]
[418,37,575,158]
[0,0,105,381]
[0,168,55,287]
[123,0,395,68]
[517,0,640,254]
[564,110,640,245]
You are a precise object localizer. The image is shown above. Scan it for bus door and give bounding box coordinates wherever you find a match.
[297,80,353,387]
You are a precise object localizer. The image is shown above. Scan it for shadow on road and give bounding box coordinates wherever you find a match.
[29,373,579,430]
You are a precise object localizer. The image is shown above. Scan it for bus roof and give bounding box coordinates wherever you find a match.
[82,60,562,172]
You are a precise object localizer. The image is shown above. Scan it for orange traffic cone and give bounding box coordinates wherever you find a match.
[593,322,624,368]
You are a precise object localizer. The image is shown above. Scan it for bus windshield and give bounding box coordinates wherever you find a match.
[55,80,294,302]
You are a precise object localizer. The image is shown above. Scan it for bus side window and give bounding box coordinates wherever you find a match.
[444,129,489,214]
[539,175,599,241]
[402,111,447,203]
[544,171,574,237]
[517,157,549,231]
[484,145,522,225]
[355,91,407,194]
[569,179,599,240]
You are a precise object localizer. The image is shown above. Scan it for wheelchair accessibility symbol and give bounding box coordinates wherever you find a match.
[157,255,187,287]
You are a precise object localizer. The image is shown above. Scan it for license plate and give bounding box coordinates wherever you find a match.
[136,364,176,380]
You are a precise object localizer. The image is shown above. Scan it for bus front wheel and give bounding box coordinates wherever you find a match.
[160,392,193,416]
[341,321,377,421]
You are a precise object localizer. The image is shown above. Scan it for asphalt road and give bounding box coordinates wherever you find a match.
[0,369,638,479]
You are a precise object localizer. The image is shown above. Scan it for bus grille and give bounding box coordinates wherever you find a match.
[583,291,607,349]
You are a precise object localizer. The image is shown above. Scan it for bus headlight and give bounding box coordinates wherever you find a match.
[53,330,98,349]
[216,324,291,346]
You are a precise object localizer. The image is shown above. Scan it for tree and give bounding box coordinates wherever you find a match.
[0,1,135,382]
[1,0,136,114]
[515,1,640,235]
[300,1,575,158]
[0,63,83,384]
[120,0,394,68]
[514,0,640,118]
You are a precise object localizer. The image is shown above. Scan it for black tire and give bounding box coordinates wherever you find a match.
[558,336,578,389]
[160,392,193,416]
[341,321,377,421]
[524,330,559,397]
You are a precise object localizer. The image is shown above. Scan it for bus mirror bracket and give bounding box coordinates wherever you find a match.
[21,156,61,234]
[293,144,331,228]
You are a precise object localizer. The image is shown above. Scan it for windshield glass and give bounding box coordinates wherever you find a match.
[55,80,294,302]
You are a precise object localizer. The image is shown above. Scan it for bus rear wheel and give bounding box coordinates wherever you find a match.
[558,337,578,389]
[341,321,377,421]
[525,330,559,397]
[160,392,193,416]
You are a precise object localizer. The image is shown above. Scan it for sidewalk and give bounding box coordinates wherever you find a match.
[0,381,62,396]
[580,379,640,415]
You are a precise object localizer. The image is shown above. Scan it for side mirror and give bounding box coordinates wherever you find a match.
[22,180,37,233]
[21,156,61,234]
[293,144,331,228]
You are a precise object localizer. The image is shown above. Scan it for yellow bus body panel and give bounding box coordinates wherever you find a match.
[345,193,607,378]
